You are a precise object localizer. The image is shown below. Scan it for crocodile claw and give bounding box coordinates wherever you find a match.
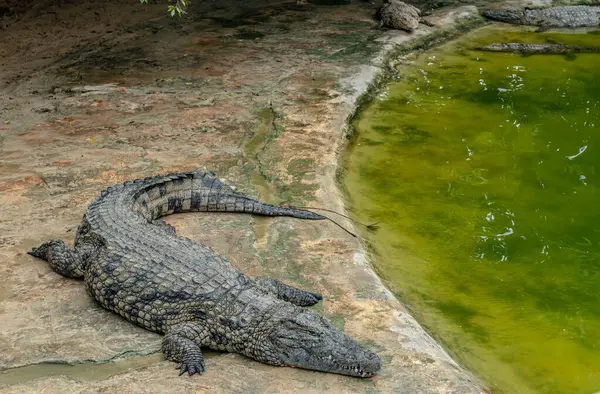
[177,360,205,376]
[301,291,323,307]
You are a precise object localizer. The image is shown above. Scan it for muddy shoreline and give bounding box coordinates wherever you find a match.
[0,0,568,392]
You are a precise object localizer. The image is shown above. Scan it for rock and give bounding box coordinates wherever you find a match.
[31,104,56,113]
[377,0,422,32]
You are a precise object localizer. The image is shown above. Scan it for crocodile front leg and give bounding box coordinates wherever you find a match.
[162,322,210,376]
[252,277,322,306]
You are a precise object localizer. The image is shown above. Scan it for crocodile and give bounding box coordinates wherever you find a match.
[28,168,381,377]
[475,43,600,54]
[482,5,600,28]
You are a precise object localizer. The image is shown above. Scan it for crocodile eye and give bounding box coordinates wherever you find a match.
[283,320,320,337]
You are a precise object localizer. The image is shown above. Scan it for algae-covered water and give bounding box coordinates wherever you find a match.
[343,26,600,394]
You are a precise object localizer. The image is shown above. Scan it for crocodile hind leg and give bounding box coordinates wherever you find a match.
[252,277,322,306]
[162,322,210,376]
[28,240,84,278]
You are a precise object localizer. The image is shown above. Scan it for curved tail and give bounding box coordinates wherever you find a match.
[124,168,326,221]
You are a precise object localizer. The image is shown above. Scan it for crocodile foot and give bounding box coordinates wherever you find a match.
[28,240,84,278]
[253,277,323,306]
[163,323,207,376]
[175,360,205,376]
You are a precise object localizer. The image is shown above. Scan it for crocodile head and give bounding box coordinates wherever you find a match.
[265,309,381,377]
[482,8,525,23]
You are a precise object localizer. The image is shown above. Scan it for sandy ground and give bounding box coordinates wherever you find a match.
[0,0,531,392]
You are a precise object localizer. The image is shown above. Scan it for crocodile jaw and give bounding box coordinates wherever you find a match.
[266,309,381,377]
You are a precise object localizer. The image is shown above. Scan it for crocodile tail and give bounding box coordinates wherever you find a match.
[238,200,326,219]
[133,168,326,221]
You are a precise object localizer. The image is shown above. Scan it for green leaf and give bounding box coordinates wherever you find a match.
[142,0,190,17]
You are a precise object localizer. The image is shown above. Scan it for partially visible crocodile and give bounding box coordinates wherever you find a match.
[482,5,600,28]
[28,168,381,377]
[475,43,600,54]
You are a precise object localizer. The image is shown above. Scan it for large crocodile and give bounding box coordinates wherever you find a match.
[475,42,600,54]
[28,169,381,377]
[482,5,600,28]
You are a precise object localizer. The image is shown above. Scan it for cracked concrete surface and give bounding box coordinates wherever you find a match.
[0,0,501,392]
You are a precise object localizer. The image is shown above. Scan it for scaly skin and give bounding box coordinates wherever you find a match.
[475,43,600,54]
[28,168,381,378]
[482,5,600,28]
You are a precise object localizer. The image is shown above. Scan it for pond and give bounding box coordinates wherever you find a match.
[342,25,600,394]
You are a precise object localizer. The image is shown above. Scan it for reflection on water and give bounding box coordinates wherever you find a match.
[343,25,600,394]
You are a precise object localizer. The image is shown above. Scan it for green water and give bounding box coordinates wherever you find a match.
[343,26,600,394]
